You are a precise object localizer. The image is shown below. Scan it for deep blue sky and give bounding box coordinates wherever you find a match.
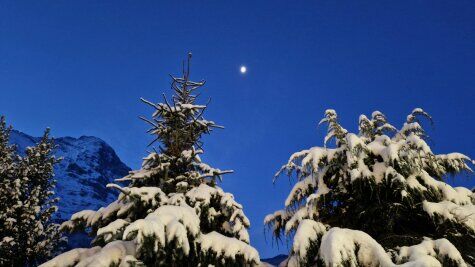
[1,1,474,258]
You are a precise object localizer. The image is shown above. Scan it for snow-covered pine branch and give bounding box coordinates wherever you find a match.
[267,108,475,266]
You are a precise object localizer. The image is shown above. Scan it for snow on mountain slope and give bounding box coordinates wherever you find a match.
[261,254,287,266]
[9,130,131,221]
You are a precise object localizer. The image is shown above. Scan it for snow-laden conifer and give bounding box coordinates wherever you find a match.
[0,117,62,266]
[266,109,475,266]
[42,54,259,267]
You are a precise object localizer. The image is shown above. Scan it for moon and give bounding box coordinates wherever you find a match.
[240,66,247,74]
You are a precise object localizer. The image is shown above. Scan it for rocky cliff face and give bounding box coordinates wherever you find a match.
[9,130,131,221]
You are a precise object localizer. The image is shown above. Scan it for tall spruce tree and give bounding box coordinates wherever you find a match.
[42,54,259,267]
[0,116,62,266]
[266,109,475,266]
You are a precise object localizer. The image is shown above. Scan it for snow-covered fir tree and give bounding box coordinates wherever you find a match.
[0,116,62,266]
[266,109,475,266]
[42,54,260,267]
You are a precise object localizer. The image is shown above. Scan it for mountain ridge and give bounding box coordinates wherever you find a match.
[9,130,131,221]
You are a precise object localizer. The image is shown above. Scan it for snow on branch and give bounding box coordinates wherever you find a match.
[198,231,260,265]
[268,108,475,266]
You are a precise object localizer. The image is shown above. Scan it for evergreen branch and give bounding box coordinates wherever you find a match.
[147,136,161,147]
[140,98,159,109]
[162,93,173,111]
[106,183,130,195]
[139,116,158,128]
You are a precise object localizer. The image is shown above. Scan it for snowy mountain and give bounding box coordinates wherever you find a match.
[9,130,131,222]
[261,254,287,266]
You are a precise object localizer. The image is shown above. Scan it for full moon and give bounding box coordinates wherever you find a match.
[240,66,247,74]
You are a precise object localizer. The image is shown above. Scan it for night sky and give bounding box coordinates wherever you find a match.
[1,1,474,257]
